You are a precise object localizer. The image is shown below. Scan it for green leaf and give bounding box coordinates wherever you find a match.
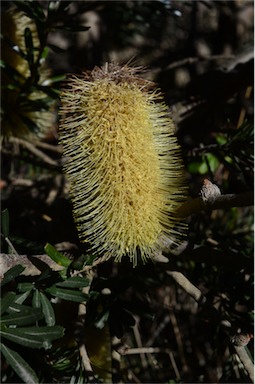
[39,292,55,326]
[0,325,64,349]
[2,35,27,60]
[20,325,64,340]
[44,243,71,267]
[47,43,66,54]
[33,83,60,99]
[0,308,43,326]
[7,302,38,314]
[1,343,39,384]
[52,1,72,12]
[17,282,34,292]
[205,153,220,173]
[14,290,32,305]
[44,74,66,84]
[0,292,16,315]
[56,277,91,289]
[32,289,41,308]
[30,1,46,21]
[24,27,34,66]
[94,309,109,329]
[0,325,44,349]
[1,209,9,237]
[1,265,25,287]
[13,1,44,21]
[1,61,26,83]
[45,286,88,302]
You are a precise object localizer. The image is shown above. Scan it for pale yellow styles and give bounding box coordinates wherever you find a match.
[59,64,186,266]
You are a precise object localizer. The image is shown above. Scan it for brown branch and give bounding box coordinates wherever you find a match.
[0,253,64,278]
[176,191,253,218]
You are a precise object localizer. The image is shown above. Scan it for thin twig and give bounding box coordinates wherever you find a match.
[177,191,253,218]
[133,318,148,369]
[165,54,235,70]
[0,147,62,171]
[166,271,204,303]
[4,238,19,256]
[9,137,58,166]
[234,346,254,383]
[72,255,109,275]
[32,140,63,153]
[77,270,96,381]
[121,347,174,355]
[237,85,253,129]
[169,311,189,374]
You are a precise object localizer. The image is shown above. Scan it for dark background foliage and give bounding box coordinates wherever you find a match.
[1,1,253,383]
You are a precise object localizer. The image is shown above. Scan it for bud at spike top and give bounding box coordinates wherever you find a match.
[59,64,186,266]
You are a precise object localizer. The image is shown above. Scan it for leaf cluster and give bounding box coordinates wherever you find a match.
[1,1,89,138]
[0,229,92,383]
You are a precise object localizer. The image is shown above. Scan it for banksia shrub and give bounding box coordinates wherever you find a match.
[1,6,54,138]
[59,64,186,266]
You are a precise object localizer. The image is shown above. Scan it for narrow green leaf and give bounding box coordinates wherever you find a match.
[56,1,72,11]
[2,35,27,60]
[1,209,9,237]
[1,343,39,384]
[1,308,43,326]
[32,289,41,308]
[0,326,44,349]
[39,292,55,326]
[1,61,26,82]
[6,302,43,320]
[56,277,91,289]
[19,325,64,341]
[46,74,66,84]
[33,84,60,99]
[1,265,25,287]
[14,290,32,305]
[17,282,34,292]
[1,324,64,349]
[47,43,66,54]
[0,292,16,315]
[45,286,88,302]
[13,1,40,20]
[24,27,34,65]
[44,243,71,267]
[30,1,46,21]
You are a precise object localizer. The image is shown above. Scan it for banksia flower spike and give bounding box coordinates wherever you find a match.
[59,63,186,266]
[1,7,54,138]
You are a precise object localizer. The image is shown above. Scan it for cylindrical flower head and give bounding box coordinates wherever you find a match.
[59,64,186,266]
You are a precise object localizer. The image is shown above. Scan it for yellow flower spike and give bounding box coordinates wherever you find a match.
[59,63,187,266]
[1,7,54,139]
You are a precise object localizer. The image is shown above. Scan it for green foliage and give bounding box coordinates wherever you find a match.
[1,343,39,384]
[0,243,93,383]
[0,267,65,383]
[44,243,72,267]
[1,1,253,383]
